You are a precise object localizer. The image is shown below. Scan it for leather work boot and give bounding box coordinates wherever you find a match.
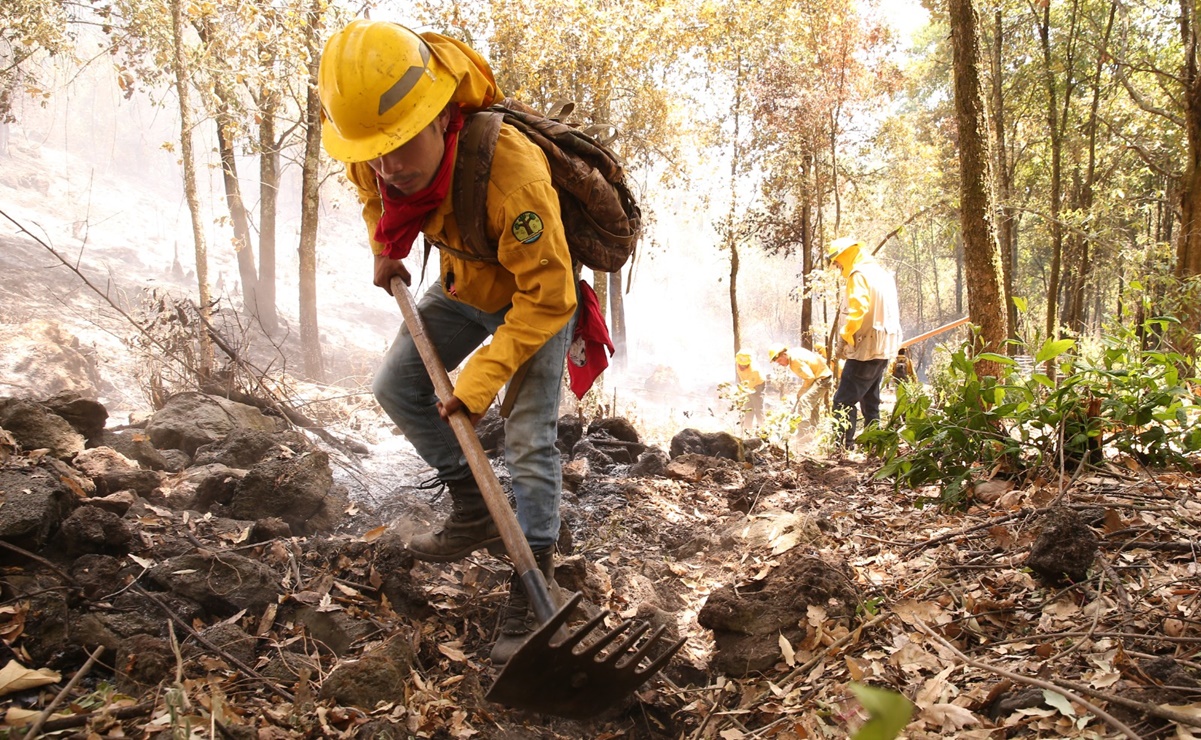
[490,546,562,665]
[407,478,502,562]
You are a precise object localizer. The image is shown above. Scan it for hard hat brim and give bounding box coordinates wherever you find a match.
[321,72,456,163]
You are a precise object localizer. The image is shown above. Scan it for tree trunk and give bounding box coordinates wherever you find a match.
[1176,0,1201,356]
[800,157,814,345]
[989,8,1018,352]
[1035,0,1081,360]
[592,268,608,321]
[1064,0,1114,337]
[948,0,1008,375]
[257,92,280,334]
[298,0,324,381]
[170,0,212,379]
[730,240,742,353]
[608,269,626,370]
[728,54,745,356]
[213,104,260,320]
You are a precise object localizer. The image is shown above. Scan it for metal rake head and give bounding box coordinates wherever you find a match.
[485,592,686,719]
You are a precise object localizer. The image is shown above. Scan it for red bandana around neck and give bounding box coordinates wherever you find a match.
[373,105,464,260]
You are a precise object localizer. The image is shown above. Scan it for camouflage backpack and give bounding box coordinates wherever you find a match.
[440,98,641,273]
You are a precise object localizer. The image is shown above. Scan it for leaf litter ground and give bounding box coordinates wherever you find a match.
[3,426,1199,738]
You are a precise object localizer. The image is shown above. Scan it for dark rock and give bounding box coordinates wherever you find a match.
[89,490,138,516]
[251,517,292,542]
[74,448,164,498]
[58,505,134,555]
[1026,507,1097,585]
[669,428,706,458]
[371,532,429,619]
[319,636,417,709]
[115,634,174,690]
[0,398,85,459]
[984,687,1048,721]
[193,428,312,468]
[556,414,583,454]
[629,448,669,477]
[287,605,377,657]
[71,554,126,599]
[230,451,347,534]
[147,551,282,617]
[571,438,615,472]
[97,429,177,471]
[0,468,77,551]
[589,417,640,444]
[100,468,162,498]
[475,407,505,453]
[168,463,245,511]
[158,449,191,472]
[44,393,108,443]
[190,622,257,671]
[698,555,860,676]
[587,430,643,463]
[146,392,286,456]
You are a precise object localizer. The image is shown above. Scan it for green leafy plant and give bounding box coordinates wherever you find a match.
[861,318,1201,509]
[849,683,914,740]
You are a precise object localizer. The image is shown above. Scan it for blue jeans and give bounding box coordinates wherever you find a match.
[373,284,575,550]
[831,358,889,448]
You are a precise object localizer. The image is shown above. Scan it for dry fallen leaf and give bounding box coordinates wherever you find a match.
[921,702,978,731]
[0,660,60,697]
[779,633,795,667]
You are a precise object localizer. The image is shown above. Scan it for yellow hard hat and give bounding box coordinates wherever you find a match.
[767,344,788,361]
[318,20,458,163]
[735,350,751,365]
[827,236,863,262]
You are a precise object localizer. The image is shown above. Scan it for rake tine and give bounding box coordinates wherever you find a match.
[556,607,611,652]
[630,634,687,678]
[612,623,671,671]
[576,615,640,661]
[596,619,654,666]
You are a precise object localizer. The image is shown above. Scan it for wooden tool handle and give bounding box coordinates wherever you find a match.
[390,278,555,621]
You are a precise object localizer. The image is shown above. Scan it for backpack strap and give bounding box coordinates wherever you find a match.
[450,110,504,262]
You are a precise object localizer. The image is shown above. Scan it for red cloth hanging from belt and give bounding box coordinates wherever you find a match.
[567,280,614,399]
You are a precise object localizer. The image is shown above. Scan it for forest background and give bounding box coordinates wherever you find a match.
[3,0,1201,431]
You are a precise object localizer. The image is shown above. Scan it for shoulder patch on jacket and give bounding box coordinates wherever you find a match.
[512,211,544,244]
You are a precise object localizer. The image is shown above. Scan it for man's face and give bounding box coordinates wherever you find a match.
[773,355,789,367]
[368,111,448,196]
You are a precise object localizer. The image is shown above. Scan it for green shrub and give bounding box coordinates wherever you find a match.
[860,320,1201,509]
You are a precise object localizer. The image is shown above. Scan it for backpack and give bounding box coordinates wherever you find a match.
[442,97,641,273]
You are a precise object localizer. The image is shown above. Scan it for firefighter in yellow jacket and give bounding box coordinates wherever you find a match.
[734,350,766,431]
[828,236,903,448]
[318,20,577,663]
[768,344,832,428]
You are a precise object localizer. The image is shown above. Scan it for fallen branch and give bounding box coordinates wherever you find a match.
[31,701,155,733]
[131,583,294,703]
[915,618,1147,739]
[21,645,105,739]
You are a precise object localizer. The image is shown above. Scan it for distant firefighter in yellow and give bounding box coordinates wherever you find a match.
[768,344,833,428]
[734,350,766,431]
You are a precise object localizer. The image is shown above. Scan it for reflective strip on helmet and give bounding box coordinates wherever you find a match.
[378,41,432,116]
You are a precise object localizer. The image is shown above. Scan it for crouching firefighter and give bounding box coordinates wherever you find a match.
[317,20,577,663]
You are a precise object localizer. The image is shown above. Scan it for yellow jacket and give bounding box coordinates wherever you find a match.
[736,362,765,390]
[835,248,902,361]
[347,34,577,413]
[787,347,832,383]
